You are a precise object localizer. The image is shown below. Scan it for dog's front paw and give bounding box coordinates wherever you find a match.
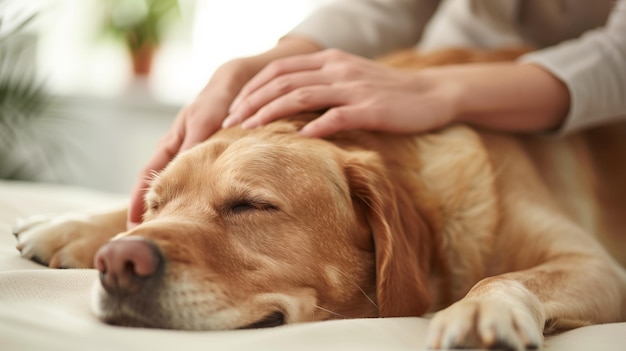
[14,213,107,268]
[426,297,542,350]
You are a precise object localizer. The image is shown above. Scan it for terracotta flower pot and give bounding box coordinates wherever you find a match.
[130,43,154,77]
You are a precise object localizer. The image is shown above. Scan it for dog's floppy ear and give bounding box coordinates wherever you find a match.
[344,151,432,317]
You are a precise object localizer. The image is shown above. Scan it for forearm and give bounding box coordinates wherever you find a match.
[518,0,626,135]
[428,63,570,133]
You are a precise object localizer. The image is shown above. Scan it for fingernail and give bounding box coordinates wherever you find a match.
[229,97,241,113]
[298,125,314,137]
[241,118,258,130]
[222,116,234,128]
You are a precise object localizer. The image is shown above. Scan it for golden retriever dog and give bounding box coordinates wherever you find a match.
[13,48,626,350]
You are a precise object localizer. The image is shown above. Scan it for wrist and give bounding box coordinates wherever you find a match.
[453,63,570,133]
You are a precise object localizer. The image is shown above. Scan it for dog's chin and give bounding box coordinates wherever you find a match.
[100,312,163,329]
[89,275,202,330]
[90,282,175,329]
[90,281,289,331]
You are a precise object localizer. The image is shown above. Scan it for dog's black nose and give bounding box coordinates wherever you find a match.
[94,237,163,295]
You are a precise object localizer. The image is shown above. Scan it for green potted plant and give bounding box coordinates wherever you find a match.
[100,0,180,76]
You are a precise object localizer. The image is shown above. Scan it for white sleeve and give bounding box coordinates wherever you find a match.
[519,0,626,135]
[286,0,440,58]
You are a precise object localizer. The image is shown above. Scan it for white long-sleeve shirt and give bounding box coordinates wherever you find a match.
[288,0,626,135]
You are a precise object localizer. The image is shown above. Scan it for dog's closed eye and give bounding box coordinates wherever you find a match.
[145,195,163,213]
[227,199,278,215]
[149,201,162,212]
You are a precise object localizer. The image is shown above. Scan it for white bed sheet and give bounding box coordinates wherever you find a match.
[0,180,624,350]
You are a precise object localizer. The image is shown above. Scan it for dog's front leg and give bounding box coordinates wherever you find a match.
[426,254,626,350]
[14,206,128,268]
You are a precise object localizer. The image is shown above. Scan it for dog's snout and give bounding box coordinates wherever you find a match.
[94,237,163,295]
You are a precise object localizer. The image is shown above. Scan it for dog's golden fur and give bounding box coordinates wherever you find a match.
[14,48,626,349]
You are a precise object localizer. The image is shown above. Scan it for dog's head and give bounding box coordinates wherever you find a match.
[92,117,433,330]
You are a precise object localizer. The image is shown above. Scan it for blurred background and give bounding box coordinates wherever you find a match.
[0,0,330,194]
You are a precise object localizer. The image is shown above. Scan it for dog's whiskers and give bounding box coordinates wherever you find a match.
[334,268,379,313]
[356,284,378,312]
[148,170,161,180]
[313,304,352,320]
[145,170,162,186]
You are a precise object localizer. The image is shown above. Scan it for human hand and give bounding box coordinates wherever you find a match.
[223,49,463,137]
[224,49,569,138]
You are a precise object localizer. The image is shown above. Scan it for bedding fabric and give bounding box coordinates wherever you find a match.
[0,180,624,350]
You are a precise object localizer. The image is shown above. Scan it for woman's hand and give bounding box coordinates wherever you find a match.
[224,49,569,137]
[224,49,463,137]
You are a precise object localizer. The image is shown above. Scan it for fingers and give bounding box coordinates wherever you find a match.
[239,85,347,129]
[299,107,370,138]
[225,49,376,130]
[297,90,447,137]
[224,71,330,128]
[179,109,225,152]
[224,51,336,128]
[230,52,327,112]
